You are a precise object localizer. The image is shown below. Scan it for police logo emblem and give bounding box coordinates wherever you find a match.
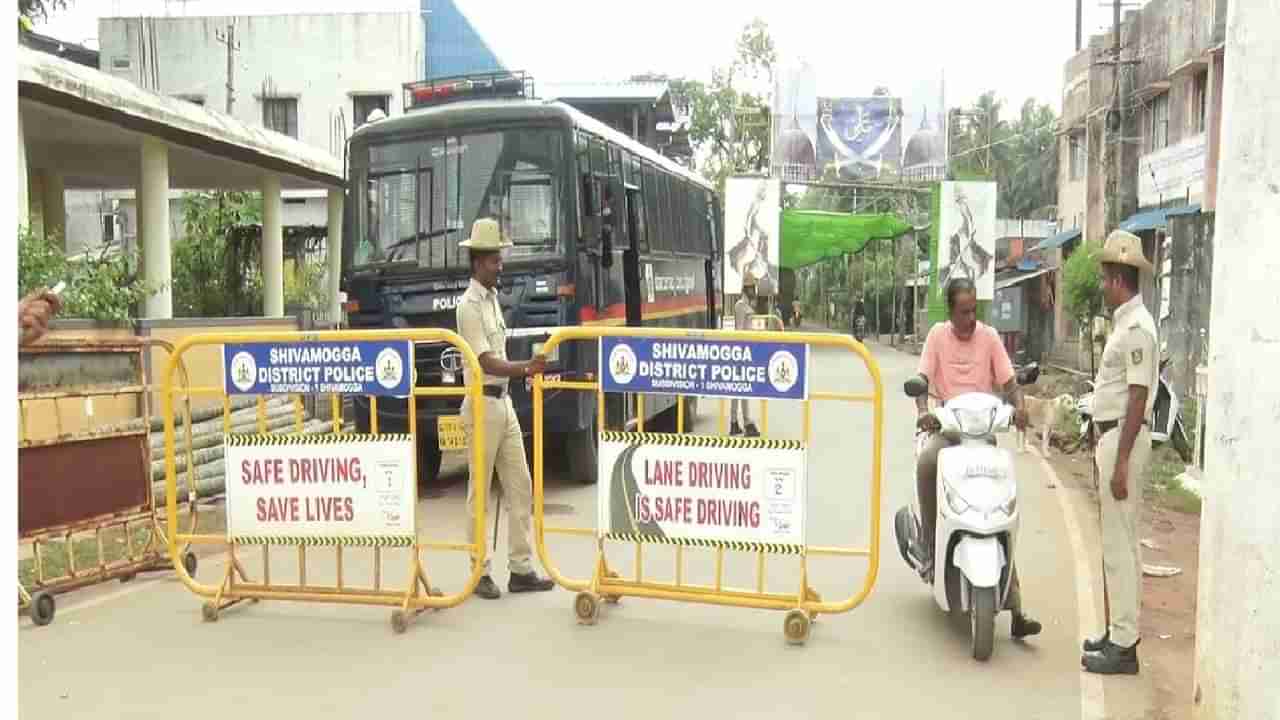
[1130,348,1143,366]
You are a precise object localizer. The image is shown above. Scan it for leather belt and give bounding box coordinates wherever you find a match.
[482,385,508,400]
[1094,418,1148,435]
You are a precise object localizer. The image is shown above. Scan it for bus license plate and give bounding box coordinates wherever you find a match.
[437,416,467,451]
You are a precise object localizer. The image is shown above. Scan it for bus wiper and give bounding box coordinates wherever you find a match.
[384,227,456,262]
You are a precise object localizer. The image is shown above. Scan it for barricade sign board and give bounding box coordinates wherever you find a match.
[599,336,808,400]
[224,434,416,546]
[222,340,414,396]
[597,432,806,553]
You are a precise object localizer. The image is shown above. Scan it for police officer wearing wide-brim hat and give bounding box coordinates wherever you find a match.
[456,218,555,599]
[1082,229,1157,675]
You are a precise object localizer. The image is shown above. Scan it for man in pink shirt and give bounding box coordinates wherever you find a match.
[914,277,1040,639]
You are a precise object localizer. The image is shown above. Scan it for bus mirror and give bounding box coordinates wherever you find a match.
[581,174,597,216]
[601,225,614,268]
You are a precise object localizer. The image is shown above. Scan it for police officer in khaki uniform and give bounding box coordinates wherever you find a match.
[1082,230,1158,675]
[456,218,555,599]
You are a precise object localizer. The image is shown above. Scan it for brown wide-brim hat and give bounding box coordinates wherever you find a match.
[1099,229,1154,274]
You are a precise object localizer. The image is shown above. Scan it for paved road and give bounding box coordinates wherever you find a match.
[18,338,1147,719]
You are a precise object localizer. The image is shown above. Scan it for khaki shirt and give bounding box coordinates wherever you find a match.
[1092,295,1158,423]
[455,278,509,389]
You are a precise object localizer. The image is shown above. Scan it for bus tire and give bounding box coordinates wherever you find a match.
[566,422,598,485]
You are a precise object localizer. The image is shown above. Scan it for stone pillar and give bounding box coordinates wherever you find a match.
[326,188,344,324]
[140,137,172,319]
[18,110,29,231]
[261,174,284,317]
[1193,1,1280,717]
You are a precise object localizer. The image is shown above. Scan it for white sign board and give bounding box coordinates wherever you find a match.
[224,434,416,546]
[1139,133,1207,208]
[938,181,998,301]
[723,177,781,296]
[598,432,806,552]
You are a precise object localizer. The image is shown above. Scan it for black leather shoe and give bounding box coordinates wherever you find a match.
[508,571,554,593]
[744,423,761,437]
[1012,613,1043,639]
[730,423,743,436]
[1082,630,1109,653]
[1082,640,1140,675]
[475,575,501,600]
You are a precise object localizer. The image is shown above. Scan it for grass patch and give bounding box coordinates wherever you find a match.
[18,505,229,589]
[19,524,158,589]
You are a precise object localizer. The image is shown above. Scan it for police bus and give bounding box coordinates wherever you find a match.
[342,72,722,485]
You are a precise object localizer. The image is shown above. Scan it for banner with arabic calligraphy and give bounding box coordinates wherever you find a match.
[816,97,903,180]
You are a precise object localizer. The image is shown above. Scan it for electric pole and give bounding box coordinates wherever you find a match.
[1104,0,1125,234]
[216,21,239,115]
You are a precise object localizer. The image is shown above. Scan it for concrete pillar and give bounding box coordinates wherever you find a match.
[17,110,29,231]
[326,188,344,325]
[262,174,284,317]
[139,137,172,319]
[1193,2,1280,718]
[41,171,66,249]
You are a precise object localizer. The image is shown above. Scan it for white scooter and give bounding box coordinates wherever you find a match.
[894,365,1038,661]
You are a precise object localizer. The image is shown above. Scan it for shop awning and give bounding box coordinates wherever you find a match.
[1120,208,1171,233]
[1165,203,1203,219]
[1031,227,1081,252]
[779,210,913,269]
[995,266,1056,291]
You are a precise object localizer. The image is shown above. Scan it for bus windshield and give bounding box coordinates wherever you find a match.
[353,128,563,268]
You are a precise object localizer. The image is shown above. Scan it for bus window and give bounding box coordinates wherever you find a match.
[643,164,660,251]
[354,128,564,268]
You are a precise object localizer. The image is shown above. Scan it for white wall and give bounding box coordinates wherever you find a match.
[1193,2,1280,718]
[98,12,424,156]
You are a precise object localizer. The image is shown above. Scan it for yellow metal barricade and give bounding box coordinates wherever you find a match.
[161,329,488,634]
[531,327,883,644]
[18,337,201,627]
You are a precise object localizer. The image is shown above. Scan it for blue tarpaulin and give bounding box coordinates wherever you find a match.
[1032,227,1081,252]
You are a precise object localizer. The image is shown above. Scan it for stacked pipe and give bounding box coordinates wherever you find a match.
[145,397,353,505]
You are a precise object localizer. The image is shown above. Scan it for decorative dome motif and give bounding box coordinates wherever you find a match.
[904,129,943,168]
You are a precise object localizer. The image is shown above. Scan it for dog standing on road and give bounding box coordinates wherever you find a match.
[1020,393,1076,455]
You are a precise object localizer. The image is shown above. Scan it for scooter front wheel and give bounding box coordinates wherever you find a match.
[970,586,997,661]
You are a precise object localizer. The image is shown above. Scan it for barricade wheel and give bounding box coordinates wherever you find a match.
[783,608,811,645]
[428,586,443,597]
[391,610,409,634]
[182,551,198,577]
[574,592,601,625]
[201,602,219,623]
[30,591,55,627]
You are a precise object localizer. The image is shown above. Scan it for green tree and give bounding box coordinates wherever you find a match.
[1063,241,1104,373]
[948,93,1058,218]
[18,0,67,22]
[18,228,151,322]
[668,18,776,191]
[174,191,263,317]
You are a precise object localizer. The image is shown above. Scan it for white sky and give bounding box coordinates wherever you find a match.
[36,0,1126,120]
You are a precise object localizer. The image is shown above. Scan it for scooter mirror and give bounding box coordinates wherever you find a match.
[904,374,929,398]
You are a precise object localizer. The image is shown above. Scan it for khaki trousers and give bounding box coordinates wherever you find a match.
[462,394,534,575]
[1095,426,1151,647]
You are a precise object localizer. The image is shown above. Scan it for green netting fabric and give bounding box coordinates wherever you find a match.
[779,210,913,269]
